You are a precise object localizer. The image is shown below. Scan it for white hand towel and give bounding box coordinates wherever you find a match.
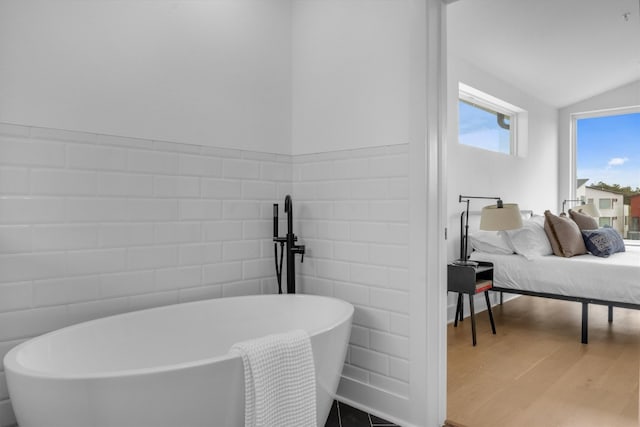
[231,329,317,427]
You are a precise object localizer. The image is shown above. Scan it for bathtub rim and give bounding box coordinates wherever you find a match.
[4,294,354,381]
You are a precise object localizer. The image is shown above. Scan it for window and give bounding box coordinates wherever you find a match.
[458,99,512,154]
[599,217,612,227]
[576,111,640,192]
[458,83,526,155]
[572,107,640,196]
[574,109,640,238]
[599,198,612,210]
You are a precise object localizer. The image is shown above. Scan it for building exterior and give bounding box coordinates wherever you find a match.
[629,194,640,239]
[576,183,626,237]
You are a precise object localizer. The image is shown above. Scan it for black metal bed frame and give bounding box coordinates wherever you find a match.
[491,286,640,344]
[464,210,640,344]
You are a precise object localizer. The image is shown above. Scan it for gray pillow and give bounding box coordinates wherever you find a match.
[543,210,587,257]
[568,209,598,230]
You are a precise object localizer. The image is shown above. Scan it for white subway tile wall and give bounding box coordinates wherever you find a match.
[0,124,291,425]
[0,123,409,424]
[293,145,410,399]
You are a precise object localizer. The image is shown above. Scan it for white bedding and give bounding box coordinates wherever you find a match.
[469,245,640,305]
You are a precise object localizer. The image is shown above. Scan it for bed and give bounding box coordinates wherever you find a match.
[466,211,640,343]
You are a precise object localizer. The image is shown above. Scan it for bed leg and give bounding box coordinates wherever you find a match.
[608,305,613,323]
[500,291,503,305]
[581,303,589,344]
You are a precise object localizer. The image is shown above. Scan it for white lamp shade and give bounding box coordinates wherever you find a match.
[480,203,523,231]
[576,202,600,218]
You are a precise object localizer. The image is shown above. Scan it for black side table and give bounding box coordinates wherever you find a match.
[447,261,496,346]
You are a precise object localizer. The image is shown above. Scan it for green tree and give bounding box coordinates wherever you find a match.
[591,181,640,204]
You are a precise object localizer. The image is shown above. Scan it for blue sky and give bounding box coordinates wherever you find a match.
[458,100,510,154]
[577,113,640,189]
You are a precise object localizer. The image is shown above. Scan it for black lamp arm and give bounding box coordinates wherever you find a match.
[561,198,584,213]
[459,195,502,207]
[459,200,469,261]
[458,195,503,263]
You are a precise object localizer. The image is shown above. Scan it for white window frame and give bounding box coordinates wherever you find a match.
[599,217,612,227]
[599,198,612,210]
[458,82,527,156]
[570,105,640,200]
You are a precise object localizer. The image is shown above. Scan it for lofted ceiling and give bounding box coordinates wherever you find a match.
[447,0,640,108]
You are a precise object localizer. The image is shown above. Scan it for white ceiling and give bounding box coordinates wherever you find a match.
[447,0,640,108]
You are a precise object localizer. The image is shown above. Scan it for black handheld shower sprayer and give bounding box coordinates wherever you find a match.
[273,203,285,292]
[273,195,305,294]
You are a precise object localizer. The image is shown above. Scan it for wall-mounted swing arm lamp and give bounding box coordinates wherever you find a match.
[561,199,583,214]
[562,199,600,217]
[455,195,523,267]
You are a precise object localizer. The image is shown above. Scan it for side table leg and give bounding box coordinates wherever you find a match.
[484,291,496,334]
[469,295,477,346]
[454,293,462,327]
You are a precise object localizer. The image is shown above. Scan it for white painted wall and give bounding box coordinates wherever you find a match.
[559,79,640,203]
[446,55,559,262]
[0,0,292,154]
[291,0,410,155]
[445,54,559,323]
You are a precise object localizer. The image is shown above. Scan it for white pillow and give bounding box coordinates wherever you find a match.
[501,216,552,259]
[468,231,514,255]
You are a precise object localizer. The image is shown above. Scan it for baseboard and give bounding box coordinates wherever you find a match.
[336,377,417,427]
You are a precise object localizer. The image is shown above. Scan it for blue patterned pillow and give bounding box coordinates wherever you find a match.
[581,228,625,257]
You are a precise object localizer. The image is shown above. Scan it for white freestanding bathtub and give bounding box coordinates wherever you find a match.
[4,294,354,427]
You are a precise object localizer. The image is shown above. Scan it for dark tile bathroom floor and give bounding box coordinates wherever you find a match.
[324,400,400,427]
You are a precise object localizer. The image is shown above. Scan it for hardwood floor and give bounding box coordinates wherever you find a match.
[447,296,640,427]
